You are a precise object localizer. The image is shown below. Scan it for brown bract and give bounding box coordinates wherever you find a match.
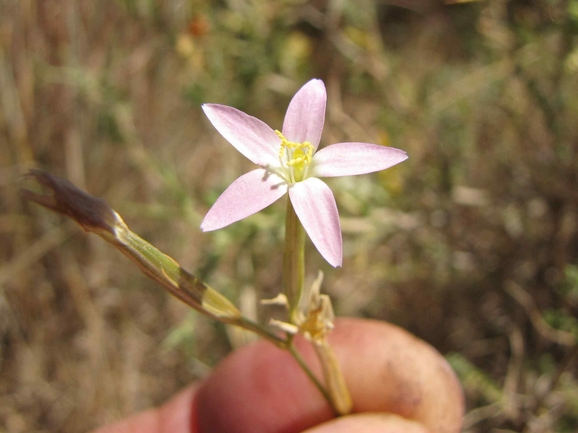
[20,169,118,235]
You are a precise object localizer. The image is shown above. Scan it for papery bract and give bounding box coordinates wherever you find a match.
[201,79,408,267]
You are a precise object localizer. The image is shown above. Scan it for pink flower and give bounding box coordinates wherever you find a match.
[201,79,408,267]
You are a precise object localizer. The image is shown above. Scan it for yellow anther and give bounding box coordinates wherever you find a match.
[275,130,313,176]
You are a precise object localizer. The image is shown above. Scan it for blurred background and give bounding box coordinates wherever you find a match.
[1,0,578,431]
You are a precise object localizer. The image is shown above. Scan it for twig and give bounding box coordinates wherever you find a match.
[505,281,575,347]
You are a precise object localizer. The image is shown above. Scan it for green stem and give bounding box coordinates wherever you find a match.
[287,342,335,413]
[283,197,306,323]
[236,317,286,347]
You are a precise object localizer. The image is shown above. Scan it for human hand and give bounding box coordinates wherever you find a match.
[93,318,464,433]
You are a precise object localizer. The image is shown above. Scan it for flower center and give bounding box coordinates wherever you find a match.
[275,130,313,183]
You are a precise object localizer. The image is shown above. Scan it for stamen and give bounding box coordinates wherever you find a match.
[275,130,314,183]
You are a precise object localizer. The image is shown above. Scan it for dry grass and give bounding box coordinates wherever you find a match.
[1,0,578,432]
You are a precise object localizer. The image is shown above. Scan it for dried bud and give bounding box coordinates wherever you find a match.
[21,169,118,235]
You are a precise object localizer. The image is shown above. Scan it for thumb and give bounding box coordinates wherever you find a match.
[303,413,429,433]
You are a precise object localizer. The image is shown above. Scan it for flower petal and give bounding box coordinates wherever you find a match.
[282,79,326,151]
[289,178,342,267]
[312,142,408,178]
[202,104,280,167]
[201,169,287,231]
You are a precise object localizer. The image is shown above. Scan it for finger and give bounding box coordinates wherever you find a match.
[303,413,429,433]
[195,317,463,433]
[92,385,200,433]
[91,318,463,433]
[332,318,463,432]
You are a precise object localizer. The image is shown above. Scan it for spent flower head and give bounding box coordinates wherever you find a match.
[201,79,408,267]
[265,271,333,344]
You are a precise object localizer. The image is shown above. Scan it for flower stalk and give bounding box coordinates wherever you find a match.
[283,196,306,322]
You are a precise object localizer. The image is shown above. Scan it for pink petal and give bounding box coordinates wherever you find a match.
[282,79,326,151]
[289,178,342,267]
[312,142,408,178]
[201,169,287,231]
[202,104,279,167]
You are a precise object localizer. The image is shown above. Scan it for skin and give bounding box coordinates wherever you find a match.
[93,318,464,433]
